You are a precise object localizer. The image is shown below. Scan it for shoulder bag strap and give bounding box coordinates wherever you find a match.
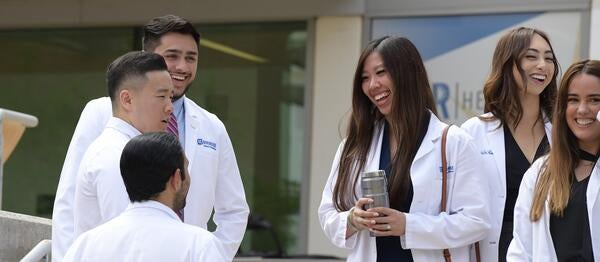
[440,125,481,262]
[441,125,452,262]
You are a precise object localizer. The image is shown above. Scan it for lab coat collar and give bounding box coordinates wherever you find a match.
[480,112,552,192]
[128,200,181,221]
[481,111,551,131]
[365,111,445,170]
[106,117,141,139]
[413,111,446,162]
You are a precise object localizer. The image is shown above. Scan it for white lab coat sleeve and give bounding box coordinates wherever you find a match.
[318,140,359,249]
[52,97,111,262]
[95,148,129,222]
[506,159,543,262]
[211,124,249,261]
[402,136,491,249]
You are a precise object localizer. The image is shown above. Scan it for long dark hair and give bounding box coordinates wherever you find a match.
[531,59,600,221]
[333,36,438,211]
[481,27,558,128]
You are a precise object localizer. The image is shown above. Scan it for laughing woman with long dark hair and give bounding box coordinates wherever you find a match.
[318,36,491,262]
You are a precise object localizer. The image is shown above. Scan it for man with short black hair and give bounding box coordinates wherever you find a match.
[71,51,173,239]
[64,132,224,261]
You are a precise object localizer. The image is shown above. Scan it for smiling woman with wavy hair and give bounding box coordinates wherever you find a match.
[461,27,559,262]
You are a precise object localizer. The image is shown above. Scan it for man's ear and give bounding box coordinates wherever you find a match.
[169,168,182,191]
[119,89,133,112]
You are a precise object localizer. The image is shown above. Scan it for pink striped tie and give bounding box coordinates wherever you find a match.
[167,113,178,137]
[166,112,184,221]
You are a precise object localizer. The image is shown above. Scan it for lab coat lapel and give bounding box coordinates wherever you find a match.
[413,113,443,163]
[543,120,552,145]
[587,163,600,253]
[184,98,199,170]
[487,121,507,192]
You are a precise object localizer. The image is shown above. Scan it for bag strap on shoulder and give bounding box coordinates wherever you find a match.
[439,125,481,262]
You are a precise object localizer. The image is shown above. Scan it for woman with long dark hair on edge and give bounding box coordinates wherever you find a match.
[318,36,491,262]
[461,27,559,261]
[507,60,600,261]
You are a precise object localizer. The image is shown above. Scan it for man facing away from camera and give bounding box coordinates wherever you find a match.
[64,132,225,261]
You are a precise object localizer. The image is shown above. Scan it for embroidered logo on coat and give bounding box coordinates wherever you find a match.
[438,165,455,173]
[197,138,217,150]
[480,150,494,155]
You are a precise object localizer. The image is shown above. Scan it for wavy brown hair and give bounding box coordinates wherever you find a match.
[333,36,438,211]
[530,59,600,221]
[481,27,558,128]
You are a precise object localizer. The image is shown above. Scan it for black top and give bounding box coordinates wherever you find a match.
[376,112,430,262]
[499,125,549,262]
[549,150,596,262]
[550,175,594,262]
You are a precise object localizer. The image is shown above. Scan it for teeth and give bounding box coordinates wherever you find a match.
[374,91,389,101]
[531,74,546,81]
[576,119,594,125]
[171,75,186,81]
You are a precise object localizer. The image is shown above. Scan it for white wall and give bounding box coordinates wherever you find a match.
[307,16,362,257]
[591,0,600,59]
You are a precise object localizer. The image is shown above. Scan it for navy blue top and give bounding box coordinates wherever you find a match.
[376,112,430,262]
[375,121,413,262]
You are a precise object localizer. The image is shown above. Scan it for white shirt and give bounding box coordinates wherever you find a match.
[506,157,600,261]
[319,113,491,262]
[51,97,111,262]
[63,201,225,262]
[461,113,552,262]
[52,96,249,261]
[72,117,140,238]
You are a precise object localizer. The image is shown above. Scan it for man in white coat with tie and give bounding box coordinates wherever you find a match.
[51,15,249,261]
[64,132,225,261]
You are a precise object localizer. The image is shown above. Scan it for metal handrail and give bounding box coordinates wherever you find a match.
[0,109,39,128]
[20,239,51,262]
[0,108,39,210]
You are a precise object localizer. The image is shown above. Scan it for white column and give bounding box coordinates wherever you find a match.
[591,0,600,59]
[307,16,362,257]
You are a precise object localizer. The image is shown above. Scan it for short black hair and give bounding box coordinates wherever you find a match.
[120,132,185,202]
[142,14,200,52]
[106,51,168,104]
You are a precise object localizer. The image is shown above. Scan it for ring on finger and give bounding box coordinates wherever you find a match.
[386,224,391,230]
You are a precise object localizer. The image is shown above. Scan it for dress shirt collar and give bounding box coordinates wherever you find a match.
[172,96,185,119]
[106,117,142,139]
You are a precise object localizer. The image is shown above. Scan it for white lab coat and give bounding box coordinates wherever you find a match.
[460,113,552,262]
[319,113,491,262]
[52,97,112,262]
[52,96,249,261]
[63,201,225,262]
[506,157,600,261]
[181,96,249,261]
[72,117,139,237]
